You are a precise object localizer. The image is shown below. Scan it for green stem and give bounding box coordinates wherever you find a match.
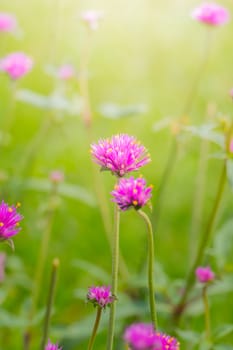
[173,160,226,322]
[88,307,102,350]
[41,258,60,350]
[138,209,158,330]
[202,286,211,341]
[107,204,120,350]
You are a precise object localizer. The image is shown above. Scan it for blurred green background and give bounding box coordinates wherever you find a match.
[0,0,233,349]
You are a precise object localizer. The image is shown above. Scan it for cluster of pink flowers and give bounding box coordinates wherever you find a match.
[124,323,179,350]
[0,12,17,32]
[195,266,215,283]
[91,134,150,177]
[191,2,229,26]
[81,10,103,31]
[87,286,115,308]
[45,340,62,350]
[111,177,153,211]
[0,52,33,80]
[0,201,23,240]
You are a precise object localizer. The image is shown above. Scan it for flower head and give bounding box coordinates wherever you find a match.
[58,64,75,80]
[49,170,64,184]
[81,10,104,30]
[45,340,62,350]
[0,52,33,80]
[191,3,230,26]
[123,323,179,350]
[0,201,23,240]
[91,134,150,177]
[0,13,17,32]
[111,176,152,211]
[87,285,115,308]
[195,266,215,283]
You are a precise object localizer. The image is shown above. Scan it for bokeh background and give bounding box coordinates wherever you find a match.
[1,0,233,349]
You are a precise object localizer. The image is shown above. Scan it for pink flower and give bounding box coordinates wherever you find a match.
[91,134,150,177]
[87,285,115,308]
[0,13,17,32]
[111,177,153,211]
[58,64,75,80]
[195,266,215,283]
[49,170,64,184]
[81,10,103,30]
[0,52,33,80]
[191,3,230,26]
[0,201,23,240]
[45,340,62,350]
[123,323,180,350]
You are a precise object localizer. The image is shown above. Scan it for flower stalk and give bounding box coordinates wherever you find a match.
[88,306,102,350]
[202,286,211,341]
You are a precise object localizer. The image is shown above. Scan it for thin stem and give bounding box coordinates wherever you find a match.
[41,258,60,350]
[88,307,102,350]
[107,204,120,350]
[3,80,17,137]
[202,286,211,341]
[137,209,158,330]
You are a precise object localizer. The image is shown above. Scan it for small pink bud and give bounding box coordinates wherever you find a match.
[0,13,17,32]
[0,52,33,80]
[81,10,104,31]
[58,64,75,80]
[49,171,64,184]
[195,266,215,283]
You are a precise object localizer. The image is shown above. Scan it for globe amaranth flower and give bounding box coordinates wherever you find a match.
[58,64,75,80]
[45,340,62,350]
[0,52,33,80]
[111,176,153,211]
[123,323,180,350]
[191,3,229,26]
[91,134,150,177]
[0,201,23,240]
[0,13,17,32]
[81,10,103,30]
[87,285,115,308]
[195,266,215,283]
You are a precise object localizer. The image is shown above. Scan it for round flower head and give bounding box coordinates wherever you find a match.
[0,13,17,32]
[195,266,215,283]
[81,10,103,30]
[0,52,33,80]
[58,64,75,80]
[111,176,152,211]
[91,134,150,177]
[191,3,230,26]
[123,323,179,350]
[45,340,62,350]
[87,285,115,308]
[0,201,23,240]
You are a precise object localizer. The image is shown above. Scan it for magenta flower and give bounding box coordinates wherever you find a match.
[49,170,64,184]
[81,10,103,30]
[111,176,152,211]
[87,285,115,308]
[0,13,17,32]
[0,52,33,80]
[123,323,179,350]
[58,64,75,80]
[45,340,62,350]
[0,201,23,240]
[91,134,150,177]
[195,266,215,283]
[191,3,230,26]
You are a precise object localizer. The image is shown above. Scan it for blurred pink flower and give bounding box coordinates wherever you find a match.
[91,134,150,177]
[123,323,180,350]
[0,52,33,80]
[111,176,153,211]
[0,253,6,282]
[87,285,115,308]
[81,10,103,30]
[195,266,215,283]
[0,13,17,32]
[45,340,62,350]
[191,3,229,26]
[0,201,23,240]
[58,64,75,80]
[49,170,64,184]
[229,89,233,99]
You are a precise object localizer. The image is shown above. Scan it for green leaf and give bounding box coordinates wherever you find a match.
[213,219,233,270]
[99,103,147,119]
[72,259,111,282]
[184,124,224,147]
[226,159,233,190]
[213,324,233,341]
[213,345,233,350]
[176,329,200,345]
